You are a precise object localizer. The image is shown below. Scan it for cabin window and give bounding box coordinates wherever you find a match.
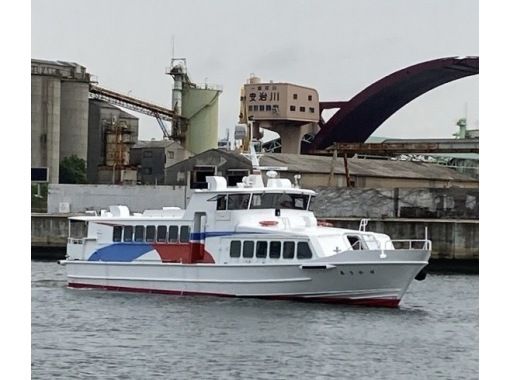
[347,235,364,250]
[134,225,144,242]
[256,241,268,258]
[269,241,281,259]
[113,226,122,242]
[169,226,178,242]
[227,194,250,210]
[157,226,167,242]
[297,242,313,259]
[123,226,133,242]
[180,226,190,242]
[216,195,227,210]
[283,241,295,259]
[243,241,254,258]
[230,240,241,258]
[250,193,309,210]
[146,225,156,242]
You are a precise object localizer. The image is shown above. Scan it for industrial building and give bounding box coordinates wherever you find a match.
[164,149,478,189]
[88,99,139,184]
[31,59,91,183]
[130,139,189,185]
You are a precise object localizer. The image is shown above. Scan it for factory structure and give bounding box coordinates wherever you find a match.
[31,58,221,185]
[31,56,479,192]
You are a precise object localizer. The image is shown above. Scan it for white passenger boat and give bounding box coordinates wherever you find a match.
[60,157,431,307]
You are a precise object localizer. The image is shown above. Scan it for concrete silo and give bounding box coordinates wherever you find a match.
[167,59,222,155]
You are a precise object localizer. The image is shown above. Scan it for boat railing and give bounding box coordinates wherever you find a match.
[388,239,432,251]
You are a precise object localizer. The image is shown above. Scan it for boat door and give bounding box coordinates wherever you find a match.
[191,212,207,261]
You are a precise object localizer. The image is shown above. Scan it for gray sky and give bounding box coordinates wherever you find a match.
[31,0,478,141]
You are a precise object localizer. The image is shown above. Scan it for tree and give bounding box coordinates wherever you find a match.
[59,155,87,184]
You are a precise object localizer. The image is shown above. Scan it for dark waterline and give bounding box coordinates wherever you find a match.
[32,261,478,379]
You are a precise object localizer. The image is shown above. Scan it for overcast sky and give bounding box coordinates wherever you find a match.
[31,0,478,141]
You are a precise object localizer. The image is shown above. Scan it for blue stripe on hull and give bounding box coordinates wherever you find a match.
[88,243,153,262]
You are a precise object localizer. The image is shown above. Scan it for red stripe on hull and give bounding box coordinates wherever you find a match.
[68,282,401,308]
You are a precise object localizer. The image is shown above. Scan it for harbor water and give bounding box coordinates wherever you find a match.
[32,260,478,379]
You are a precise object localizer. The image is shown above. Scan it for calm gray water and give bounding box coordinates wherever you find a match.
[32,261,478,379]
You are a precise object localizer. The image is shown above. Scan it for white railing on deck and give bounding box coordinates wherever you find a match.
[388,239,432,251]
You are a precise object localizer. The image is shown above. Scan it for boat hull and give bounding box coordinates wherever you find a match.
[62,250,429,308]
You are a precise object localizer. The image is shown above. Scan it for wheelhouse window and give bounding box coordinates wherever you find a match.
[243,241,254,258]
[180,226,190,242]
[157,226,167,242]
[123,225,133,242]
[250,193,309,210]
[307,195,316,211]
[169,226,178,242]
[227,194,250,210]
[230,240,241,258]
[269,241,281,259]
[145,225,156,242]
[297,242,313,259]
[113,226,122,242]
[256,241,268,258]
[283,241,295,259]
[134,225,144,242]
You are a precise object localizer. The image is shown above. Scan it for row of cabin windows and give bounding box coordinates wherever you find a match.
[213,193,314,211]
[112,225,190,243]
[229,240,313,260]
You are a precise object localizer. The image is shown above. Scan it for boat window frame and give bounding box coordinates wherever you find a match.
[168,225,179,242]
[346,235,365,250]
[180,226,190,243]
[243,240,254,258]
[250,192,309,210]
[269,241,282,259]
[123,225,133,242]
[230,240,241,258]
[112,226,123,242]
[134,225,145,242]
[256,241,268,259]
[156,225,167,242]
[283,241,295,259]
[297,241,313,259]
[227,193,251,210]
[145,225,156,242]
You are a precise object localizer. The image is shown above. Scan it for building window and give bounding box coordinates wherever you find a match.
[309,107,315,113]
[265,85,269,90]
[272,86,277,90]
[266,105,272,111]
[134,225,144,242]
[283,241,295,259]
[143,150,153,158]
[145,225,156,242]
[230,240,241,258]
[257,86,262,90]
[157,226,167,242]
[254,105,259,111]
[143,167,152,175]
[299,106,305,112]
[180,226,190,242]
[293,94,298,100]
[169,226,178,242]
[256,241,268,258]
[243,241,254,258]
[297,242,313,259]
[248,105,253,111]
[167,151,174,160]
[308,95,312,101]
[191,166,215,189]
[290,105,296,111]
[113,226,122,242]
[269,241,281,259]
[123,226,133,242]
